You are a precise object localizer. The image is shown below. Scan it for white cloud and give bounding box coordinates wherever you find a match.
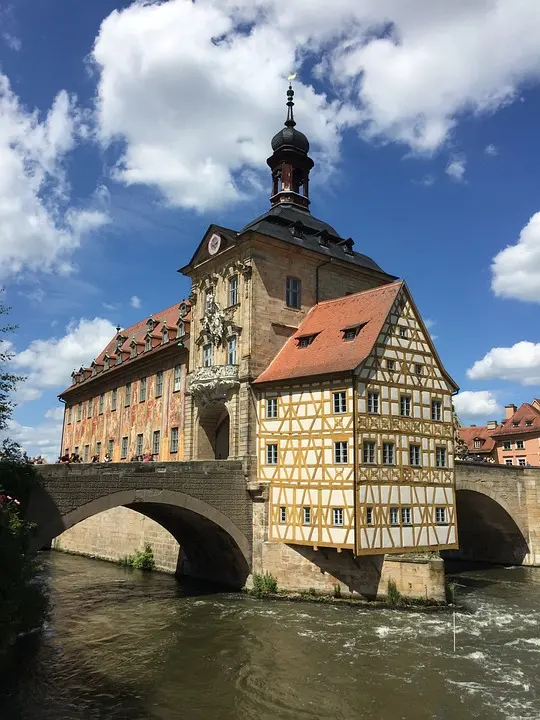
[7,418,62,462]
[491,212,540,302]
[3,33,21,51]
[92,0,540,211]
[467,341,540,386]
[10,317,117,399]
[0,74,108,280]
[130,295,141,309]
[453,390,502,418]
[485,143,498,156]
[45,407,65,421]
[445,155,466,182]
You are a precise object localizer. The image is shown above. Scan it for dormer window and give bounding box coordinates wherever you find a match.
[104,355,110,371]
[297,334,317,348]
[91,364,97,377]
[474,439,482,449]
[130,341,137,359]
[341,323,365,341]
[525,420,533,427]
[147,317,154,331]
[179,302,189,318]
[162,327,169,344]
[512,421,520,427]
[145,335,152,352]
[178,320,185,338]
[116,354,122,366]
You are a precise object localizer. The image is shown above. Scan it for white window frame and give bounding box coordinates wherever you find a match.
[203,344,213,367]
[363,441,376,464]
[474,439,481,449]
[303,507,311,525]
[505,458,513,466]
[227,335,237,365]
[503,441,512,450]
[517,457,526,467]
[332,508,344,527]
[401,507,412,525]
[409,444,421,467]
[285,276,301,309]
[436,446,447,468]
[173,365,182,393]
[266,443,278,465]
[155,371,163,398]
[367,392,379,414]
[516,440,525,450]
[266,398,278,419]
[431,400,442,421]
[390,507,399,526]
[152,430,160,456]
[334,441,348,464]
[435,507,447,524]
[333,391,347,414]
[170,427,179,454]
[400,395,411,417]
[228,274,239,306]
[382,442,395,465]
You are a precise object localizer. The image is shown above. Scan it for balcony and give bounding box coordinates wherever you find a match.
[188,365,239,407]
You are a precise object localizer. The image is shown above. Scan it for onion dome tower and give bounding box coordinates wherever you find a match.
[267,84,314,211]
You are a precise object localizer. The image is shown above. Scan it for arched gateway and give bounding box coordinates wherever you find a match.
[27,461,252,588]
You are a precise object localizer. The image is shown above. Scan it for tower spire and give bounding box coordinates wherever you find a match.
[267,82,314,211]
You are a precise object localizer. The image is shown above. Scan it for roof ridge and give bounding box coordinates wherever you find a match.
[314,280,403,309]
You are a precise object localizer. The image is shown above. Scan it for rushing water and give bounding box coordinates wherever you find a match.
[1,553,539,720]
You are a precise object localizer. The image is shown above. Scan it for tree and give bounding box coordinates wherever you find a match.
[0,300,48,663]
[452,405,469,460]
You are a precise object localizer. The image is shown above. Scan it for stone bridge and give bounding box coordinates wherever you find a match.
[26,461,253,588]
[453,462,540,566]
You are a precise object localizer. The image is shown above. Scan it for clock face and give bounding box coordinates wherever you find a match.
[208,233,221,256]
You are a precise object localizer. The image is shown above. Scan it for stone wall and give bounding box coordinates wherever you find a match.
[52,506,180,573]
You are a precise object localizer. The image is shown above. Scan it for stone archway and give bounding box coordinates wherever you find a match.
[449,488,529,565]
[197,404,230,460]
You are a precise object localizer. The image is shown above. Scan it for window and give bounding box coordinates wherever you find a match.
[96,441,101,458]
[203,344,213,367]
[517,457,526,467]
[363,441,376,464]
[334,441,348,464]
[332,508,344,527]
[107,439,114,459]
[387,359,395,371]
[390,507,399,526]
[366,507,373,525]
[383,442,395,465]
[227,335,237,365]
[170,427,179,453]
[512,421,519,427]
[104,356,110,371]
[343,327,358,341]
[74,446,79,456]
[152,430,160,455]
[415,364,423,376]
[135,377,145,403]
[516,440,525,450]
[136,434,143,457]
[505,458,513,466]
[367,392,379,414]
[266,398,278,419]
[474,439,482,449]
[121,437,128,459]
[333,391,347,414]
[266,443,278,465]
[285,276,301,309]
[83,445,89,463]
[431,400,442,421]
[155,371,163,398]
[76,403,82,422]
[279,506,287,523]
[436,447,447,468]
[111,388,117,411]
[67,407,72,424]
[125,383,131,407]
[177,320,185,338]
[162,328,169,344]
[115,354,122,366]
[130,343,137,359]
[525,420,533,427]
[87,399,93,419]
[99,393,105,415]
[503,441,512,450]
[297,334,316,348]
[303,507,311,525]
[435,507,447,524]
[400,396,411,417]
[145,336,152,352]
[228,274,239,306]
[401,507,412,525]
[399,326,407,338]
[409,444,421,466]
[173,365,182,393]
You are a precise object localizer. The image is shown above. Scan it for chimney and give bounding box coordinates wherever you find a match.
[505,404,517,419]
[487,420,498,430]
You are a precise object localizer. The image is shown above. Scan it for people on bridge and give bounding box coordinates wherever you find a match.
[103,453,112,463]
[90,454,99,463]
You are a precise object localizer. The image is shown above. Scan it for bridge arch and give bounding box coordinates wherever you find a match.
[452,484,529,565]
[29,486,251,588]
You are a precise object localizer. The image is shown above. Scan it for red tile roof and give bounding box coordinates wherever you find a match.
[458,426,497,454]
[254,282,403,384]
[491,402,540,437]
[60,301,190,396]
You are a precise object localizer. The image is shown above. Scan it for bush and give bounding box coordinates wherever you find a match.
[386,578,402,607]
[252,572,278,596]
[333,583,342,599]
[119,543,156,571]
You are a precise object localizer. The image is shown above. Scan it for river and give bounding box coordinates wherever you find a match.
[1,552,539,720]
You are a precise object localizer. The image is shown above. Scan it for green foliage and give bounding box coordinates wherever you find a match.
[386,579,402,607]
[0,300,24,431]
[252,572,278,596]
[119,543,156,571]
[333,583,342,599]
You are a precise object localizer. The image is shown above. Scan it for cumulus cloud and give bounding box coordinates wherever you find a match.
[7,418,62,462]
[92,0,540,211]
[10,317,117,399]
[485,143,498,156]
[445,155,466,182]
[491,212,540,302]
[453,391,502,418]
[130,295,141,309]
[467,341,540,386]
[45,407,65,421]
[0,74,108,280]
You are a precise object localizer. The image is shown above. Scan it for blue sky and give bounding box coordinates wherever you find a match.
[2,0,540,458]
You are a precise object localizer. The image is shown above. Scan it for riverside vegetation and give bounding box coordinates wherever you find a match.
[119,543,156,571]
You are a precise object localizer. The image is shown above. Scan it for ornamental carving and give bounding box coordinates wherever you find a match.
[188,365,240,407]
[203,298,228,347]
